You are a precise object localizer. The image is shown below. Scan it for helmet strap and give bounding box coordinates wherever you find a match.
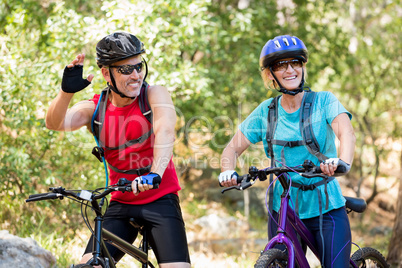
[270,67,306,96]
[142,57,148,82]
[109,69,137,99]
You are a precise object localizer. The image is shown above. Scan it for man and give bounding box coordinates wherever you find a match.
[46,32,190,267]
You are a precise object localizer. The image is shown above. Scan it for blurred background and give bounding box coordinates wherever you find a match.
[0,0,401,267]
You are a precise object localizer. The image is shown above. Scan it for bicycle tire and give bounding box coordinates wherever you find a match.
[254,248,288,268]
[351,247,389,268]
[70,265,94,268]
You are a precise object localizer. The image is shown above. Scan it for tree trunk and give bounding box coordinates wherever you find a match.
[387,147,402,266]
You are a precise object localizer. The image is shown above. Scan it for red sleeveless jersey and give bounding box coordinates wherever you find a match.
[91,94,181,205]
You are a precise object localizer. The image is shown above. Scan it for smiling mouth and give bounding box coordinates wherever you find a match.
[128,80,141,87]
[284,76,297,81]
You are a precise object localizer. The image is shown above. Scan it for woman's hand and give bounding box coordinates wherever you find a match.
[320,158,351,176]
[218,170,239,187]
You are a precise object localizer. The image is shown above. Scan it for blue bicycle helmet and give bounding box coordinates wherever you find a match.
[259,35,309,96]
[259,35,308,70]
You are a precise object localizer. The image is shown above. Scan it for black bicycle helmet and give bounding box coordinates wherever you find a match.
[96,32,145,68]
[96,32,147,99]
[259,35,309,95]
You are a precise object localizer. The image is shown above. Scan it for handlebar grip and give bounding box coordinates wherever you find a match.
[218,172,242,187]
[316,159,350,176]
[153,177,161,189]
[26,193,60,202]
[222,175,246,187]
[334,159,350,175]
[237,174,247,183]
[28,193,51,199]
[313,166,322,173]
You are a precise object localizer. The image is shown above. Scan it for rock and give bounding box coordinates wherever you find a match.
[0,230,56,268]
[369,226,392,236]
[192,214,249,240]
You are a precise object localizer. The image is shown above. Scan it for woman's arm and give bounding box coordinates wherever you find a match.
[320,113,356,176]
[332,113,356,165]
[220,130,252,187]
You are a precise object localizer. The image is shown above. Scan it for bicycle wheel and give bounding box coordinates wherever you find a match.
[351,247,389,268]
[70,265,93,268]
[254,248,288,268]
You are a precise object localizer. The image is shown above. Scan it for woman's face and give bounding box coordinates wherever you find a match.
[268,58,305,91]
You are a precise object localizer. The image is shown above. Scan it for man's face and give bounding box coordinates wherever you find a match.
[104,55,144,98]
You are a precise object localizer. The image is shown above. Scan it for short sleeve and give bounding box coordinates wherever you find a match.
[239,99,271,144]
[321,92,352,124]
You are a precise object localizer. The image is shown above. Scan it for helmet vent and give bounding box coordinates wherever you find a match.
[291,38,297,45]
[283,38,290,46]
[274,40,281,48]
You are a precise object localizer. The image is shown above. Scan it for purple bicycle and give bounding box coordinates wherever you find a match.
[222,160,389,268]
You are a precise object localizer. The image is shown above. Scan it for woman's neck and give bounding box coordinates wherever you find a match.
[280,91,304,113]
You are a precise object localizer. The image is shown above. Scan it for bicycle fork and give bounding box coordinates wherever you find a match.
[89,201,115,268]
[264,191,318,268]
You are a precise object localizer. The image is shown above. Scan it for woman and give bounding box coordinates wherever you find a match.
[218,35,356,267]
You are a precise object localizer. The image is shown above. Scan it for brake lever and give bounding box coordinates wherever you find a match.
[221,178,256,193]
[300,171,329,179]
[117,178,132,186]
[221,185,241,194]
[49,186,65,194]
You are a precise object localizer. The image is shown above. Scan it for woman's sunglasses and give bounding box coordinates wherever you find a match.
[109,61,144,75]
[271,59,303,72]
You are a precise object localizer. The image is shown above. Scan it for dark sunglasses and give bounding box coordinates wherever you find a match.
[271,59,303,72]
[109,62,144,75]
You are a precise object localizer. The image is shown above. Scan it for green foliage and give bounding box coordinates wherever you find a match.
[0,0,400,265]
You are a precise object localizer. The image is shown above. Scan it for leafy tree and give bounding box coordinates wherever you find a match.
[1,0,401,266]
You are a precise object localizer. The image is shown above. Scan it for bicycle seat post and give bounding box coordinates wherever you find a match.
[129,218,149,268]
[141,228,149,268]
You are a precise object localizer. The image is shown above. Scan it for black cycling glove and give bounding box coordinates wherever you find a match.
[61,65,91,93]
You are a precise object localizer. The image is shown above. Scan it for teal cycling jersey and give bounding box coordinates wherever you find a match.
[239,91,352,219]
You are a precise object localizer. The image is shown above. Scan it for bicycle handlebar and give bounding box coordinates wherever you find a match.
[222,160,349,193]
[25,178,133,203]
[26,193,64,202]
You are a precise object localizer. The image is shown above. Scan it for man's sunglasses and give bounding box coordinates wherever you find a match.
[109,62,144,75]
[271,59,303,72]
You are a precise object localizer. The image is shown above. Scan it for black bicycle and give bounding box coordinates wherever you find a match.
[26,178,155,268]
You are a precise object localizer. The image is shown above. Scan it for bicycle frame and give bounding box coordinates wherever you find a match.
[265,190,319,267]
[26,182,158,268]
[86,196,153,268]
[222,162,383,267]
[264,175,359,268]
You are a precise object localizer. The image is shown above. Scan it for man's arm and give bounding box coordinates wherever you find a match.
[147,85,177,177]
[46,53,95,132]
[46,92,95,131]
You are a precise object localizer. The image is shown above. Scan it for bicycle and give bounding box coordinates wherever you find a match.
[26,178,156,268]
[221,160,389,268]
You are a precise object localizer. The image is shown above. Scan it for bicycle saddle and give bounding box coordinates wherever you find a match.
[344,196,367,213]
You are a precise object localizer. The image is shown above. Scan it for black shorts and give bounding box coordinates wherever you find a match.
[84,194,190,264]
